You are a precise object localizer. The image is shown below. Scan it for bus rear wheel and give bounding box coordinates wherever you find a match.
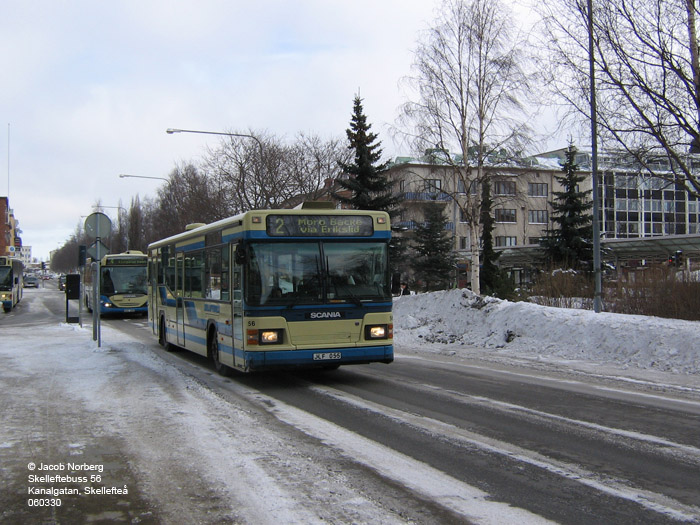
[209,330,233,377]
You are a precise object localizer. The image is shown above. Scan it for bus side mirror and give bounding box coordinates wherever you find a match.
[234,242,247,265]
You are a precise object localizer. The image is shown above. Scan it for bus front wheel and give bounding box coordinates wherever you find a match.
[159,317,175,352]
[209,330,233,377]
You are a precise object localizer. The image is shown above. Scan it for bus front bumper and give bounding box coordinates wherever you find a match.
[244,345,394,371]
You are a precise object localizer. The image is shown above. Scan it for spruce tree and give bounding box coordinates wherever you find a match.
[335,95,405,288]
[480,180,513,298]
[334,95,401,213]
[541,144,594,269]
[411,201,455,291]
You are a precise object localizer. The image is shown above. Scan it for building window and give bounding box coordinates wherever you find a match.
[494,180,516,195]
[528,183,548,197]
[459,209,468,223]
[425,179,441,193]
[528,237,543,245]
[459,236,468,250]
[495,236,517,247]
[528,210,548,224]
[495,209,516,223]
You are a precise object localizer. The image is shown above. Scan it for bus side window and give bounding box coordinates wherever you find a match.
[220,246,230,301]
[206,247,222,300]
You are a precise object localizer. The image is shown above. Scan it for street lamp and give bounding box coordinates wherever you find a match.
[94,205,126,214]
[119,174,169,182]
[165,127,264,158]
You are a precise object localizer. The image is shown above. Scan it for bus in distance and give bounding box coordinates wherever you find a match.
[85,251,148,315]
[147,204,394,374]
[0,256,23,312]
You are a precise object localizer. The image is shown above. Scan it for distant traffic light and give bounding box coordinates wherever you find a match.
[668,250,683,268]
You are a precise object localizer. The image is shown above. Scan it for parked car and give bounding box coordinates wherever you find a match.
[24,275,39,288]
[58,275,66,291]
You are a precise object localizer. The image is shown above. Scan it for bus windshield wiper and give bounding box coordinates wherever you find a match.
[335,285,362,307]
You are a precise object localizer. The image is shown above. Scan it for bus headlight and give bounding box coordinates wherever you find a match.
[365,324,392,340]
[247,329,283,345]
[260,329,282,344]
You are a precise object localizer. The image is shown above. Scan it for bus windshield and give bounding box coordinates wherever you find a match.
[245,241,390,306]
[0,267,11,290]
[101,266,148,295]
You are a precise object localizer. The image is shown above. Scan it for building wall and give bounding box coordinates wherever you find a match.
[386,159,581,253]
[1,197,9,256]
[19,246,32,265]
[1,197,22,258]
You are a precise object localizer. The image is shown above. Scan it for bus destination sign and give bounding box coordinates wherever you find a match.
[106,256,147,266]
[266,215,374,237]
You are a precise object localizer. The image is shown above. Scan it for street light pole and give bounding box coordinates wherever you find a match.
[165,127,264,158]
[588,0,603,313]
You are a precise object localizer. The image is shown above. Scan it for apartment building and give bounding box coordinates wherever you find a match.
[385,148,700,283]
[385,151,569,268]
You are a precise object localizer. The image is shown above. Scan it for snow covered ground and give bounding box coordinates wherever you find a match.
[394,288,700,381]
[2,287,699,523]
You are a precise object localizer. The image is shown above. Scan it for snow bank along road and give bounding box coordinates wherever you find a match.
[2,287,700,524]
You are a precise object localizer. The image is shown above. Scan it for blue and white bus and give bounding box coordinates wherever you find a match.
[85,251,148,315]
[147,204,394,374]
[0,256,23,312]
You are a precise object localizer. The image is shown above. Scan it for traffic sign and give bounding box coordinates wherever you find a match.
[88,240,109,261]
[84,212,112,239]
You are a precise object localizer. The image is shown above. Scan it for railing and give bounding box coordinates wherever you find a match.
[394,220,455,231]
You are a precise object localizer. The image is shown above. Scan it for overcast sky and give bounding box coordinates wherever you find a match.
[2,0,553,261]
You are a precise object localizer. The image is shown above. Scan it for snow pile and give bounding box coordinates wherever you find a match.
[393,289,700,374]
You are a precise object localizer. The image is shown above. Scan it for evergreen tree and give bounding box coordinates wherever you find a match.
[335,95,406,287]
[480,180,514,298]
[411,201,456,291]
[541,144,594,269]
[334,95,402,213]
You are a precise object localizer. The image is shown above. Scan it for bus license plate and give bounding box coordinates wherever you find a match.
[313,352,341,361]
[124,309,135,313]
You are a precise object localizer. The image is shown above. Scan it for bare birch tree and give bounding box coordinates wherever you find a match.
[152,162,224,240]
[287,132,351,201]
[399,0,533,294]
[205,131,350,211]
[538,0,700,197]
[204,132,295,214]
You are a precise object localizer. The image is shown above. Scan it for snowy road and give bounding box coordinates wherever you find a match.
[2,287,700,524]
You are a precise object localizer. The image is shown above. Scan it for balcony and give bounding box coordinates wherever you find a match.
[402,192,452,202]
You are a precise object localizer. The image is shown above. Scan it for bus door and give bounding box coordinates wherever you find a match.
[176,251,186,347]
[232,244,244,368]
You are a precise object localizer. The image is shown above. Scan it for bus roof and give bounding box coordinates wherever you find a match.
[102,251,147,265]
[147,208,391,251]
